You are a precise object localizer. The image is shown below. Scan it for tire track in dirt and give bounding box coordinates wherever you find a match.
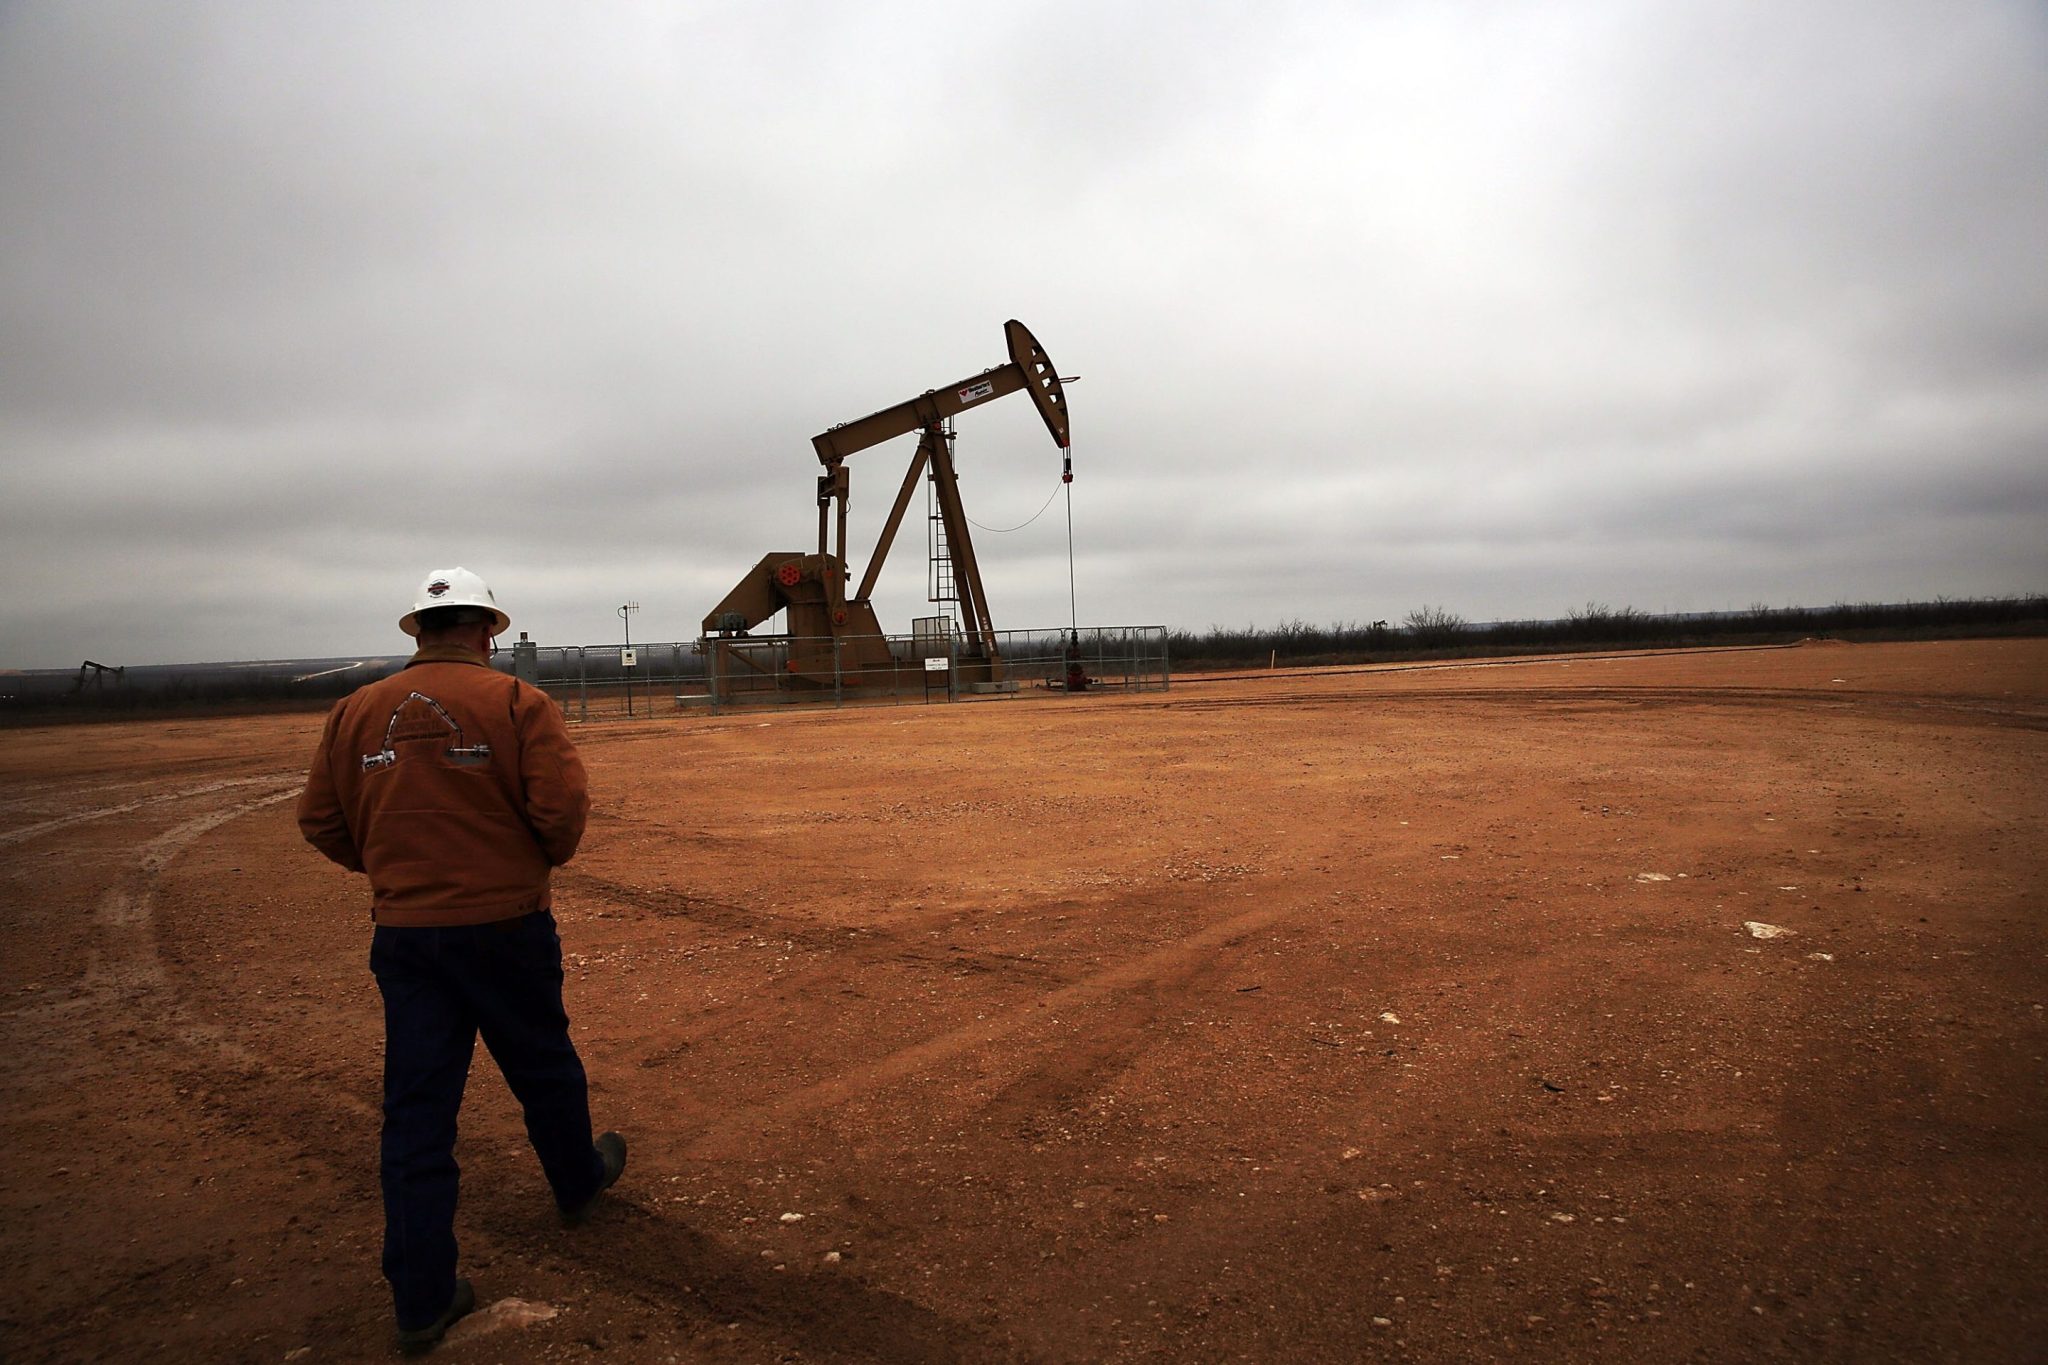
[560,868,1083,1078]
[3,780,384,1217]
[0,772,207,816]
[0,774,302,847]
[560,870,862,950]
[1155,684,2048,730]
[973,949,1235,1142]
[75,783,382,1120]
[2,778,399,1359]
[46,779,1017,1362]
[564,867,1075,988]
[567,857,1281,1104]
[686,890,1314,1160]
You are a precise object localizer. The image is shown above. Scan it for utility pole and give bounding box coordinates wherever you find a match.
[618,601,640,717]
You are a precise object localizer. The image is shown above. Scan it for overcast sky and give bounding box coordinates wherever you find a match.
[3,1,2043,668]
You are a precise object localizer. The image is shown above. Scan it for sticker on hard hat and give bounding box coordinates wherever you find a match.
[958,379,994,404]
[427,580,451,597]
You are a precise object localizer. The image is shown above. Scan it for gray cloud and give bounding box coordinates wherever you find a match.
[2,0,2043,667]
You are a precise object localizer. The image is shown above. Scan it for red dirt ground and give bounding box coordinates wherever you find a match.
[1,638,2043,1364]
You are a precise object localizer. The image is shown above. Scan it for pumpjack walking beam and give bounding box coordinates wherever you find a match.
[811,320,1070,658]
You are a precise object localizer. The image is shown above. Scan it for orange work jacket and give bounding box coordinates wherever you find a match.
[297,644,590,926]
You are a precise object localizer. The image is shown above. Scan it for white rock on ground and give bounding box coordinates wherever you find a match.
[1744,921,1796,939]
[444,1298,559,1344]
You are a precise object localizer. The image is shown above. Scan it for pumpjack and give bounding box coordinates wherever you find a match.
[702,320,1071,691]
[74,660,125,693]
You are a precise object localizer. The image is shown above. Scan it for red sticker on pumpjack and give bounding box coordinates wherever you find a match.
[958,379,994,404]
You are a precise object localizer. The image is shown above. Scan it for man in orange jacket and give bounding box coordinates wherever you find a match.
[299,567,625,1355]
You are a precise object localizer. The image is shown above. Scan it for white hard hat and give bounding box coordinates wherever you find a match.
[400,566,512,637]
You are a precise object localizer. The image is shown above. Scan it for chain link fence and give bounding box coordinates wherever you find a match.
[1,627,1167,723]
[513,640,709,721]
[695,623,1168,714]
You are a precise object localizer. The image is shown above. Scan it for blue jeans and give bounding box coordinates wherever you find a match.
[370,910,605,1329]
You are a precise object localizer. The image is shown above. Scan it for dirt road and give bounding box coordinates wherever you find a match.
[2,639,2043,1363]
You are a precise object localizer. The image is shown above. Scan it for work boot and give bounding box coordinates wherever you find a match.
[396,1278,475,1356]
[562,1131,627,1227]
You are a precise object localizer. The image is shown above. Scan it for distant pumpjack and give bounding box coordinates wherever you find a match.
[74,660,125,693]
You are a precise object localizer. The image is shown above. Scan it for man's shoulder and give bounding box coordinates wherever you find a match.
[386,663,558,728]
[384,659,509,692]
[334,657,568,724]
[332,663,498,717]
[507,675,572,725]
[342,669,427,709]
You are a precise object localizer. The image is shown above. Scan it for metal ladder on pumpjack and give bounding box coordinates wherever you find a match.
[927,423,960,617]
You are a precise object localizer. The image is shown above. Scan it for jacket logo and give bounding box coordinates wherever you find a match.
[361,691,493,771]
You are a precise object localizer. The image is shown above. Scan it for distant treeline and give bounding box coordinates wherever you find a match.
[1167,594,2048,668]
